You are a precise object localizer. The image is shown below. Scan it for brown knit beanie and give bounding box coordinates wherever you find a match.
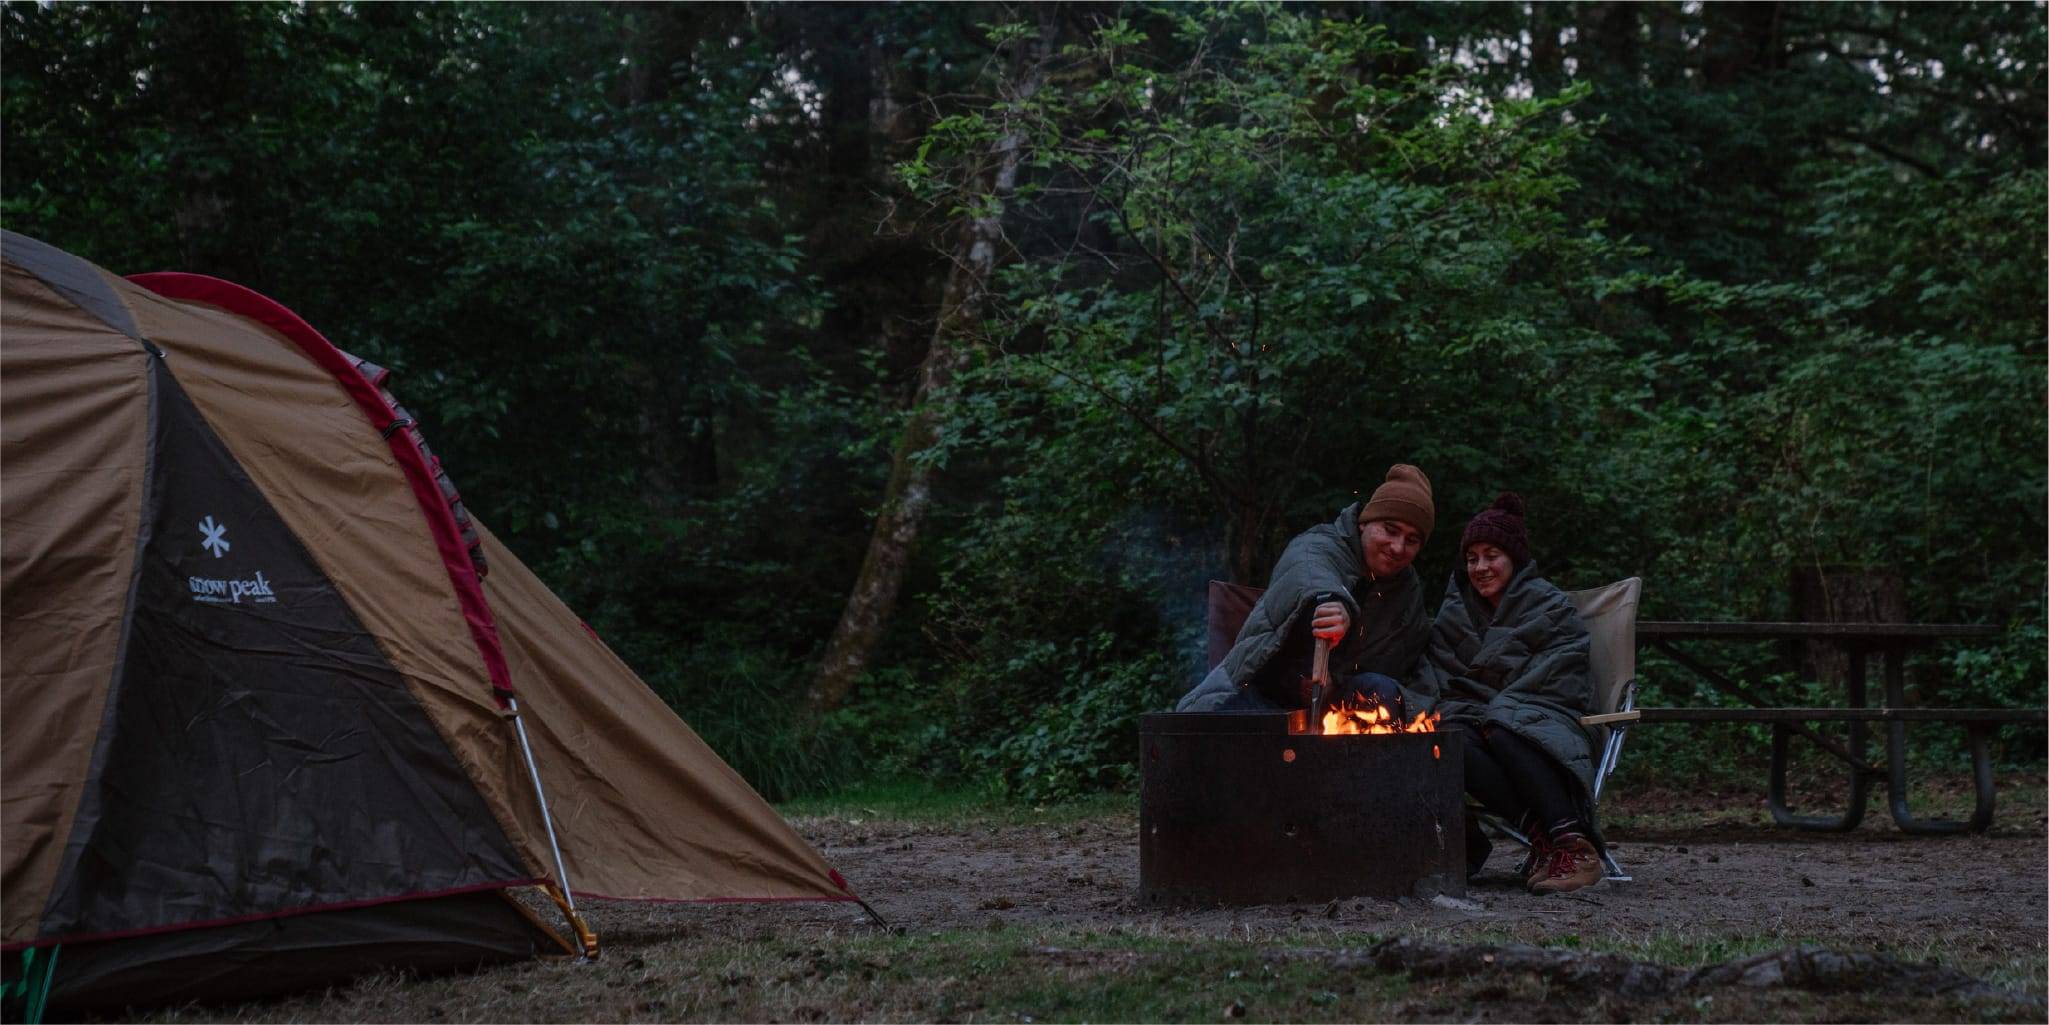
[1461,492,1530,567]
[1358,464,1435,542]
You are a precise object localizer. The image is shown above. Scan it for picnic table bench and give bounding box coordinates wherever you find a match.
[1632,620,2041,834]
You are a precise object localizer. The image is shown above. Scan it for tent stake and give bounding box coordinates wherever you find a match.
[509,697,587,949]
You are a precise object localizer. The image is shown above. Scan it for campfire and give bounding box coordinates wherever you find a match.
[1140,709,1468,904]
[1301,693,1440,736]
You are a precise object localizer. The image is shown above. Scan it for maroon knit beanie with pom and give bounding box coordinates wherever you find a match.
[1461,492,1530,567]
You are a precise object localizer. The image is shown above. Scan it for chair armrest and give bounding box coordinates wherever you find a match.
[1580,710,1643,726]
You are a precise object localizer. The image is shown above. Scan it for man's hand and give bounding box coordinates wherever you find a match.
[1310,601,1350,644]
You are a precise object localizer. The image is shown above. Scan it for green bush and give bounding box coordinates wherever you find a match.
[971,644,1175,803]
[1938,619,2049,768]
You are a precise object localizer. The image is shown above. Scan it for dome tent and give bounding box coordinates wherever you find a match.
[0,231,865,1010]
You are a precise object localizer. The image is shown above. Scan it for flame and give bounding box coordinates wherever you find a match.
[1313,693,1439,735]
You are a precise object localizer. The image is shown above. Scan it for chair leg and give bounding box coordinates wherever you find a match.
[1589,689,1633,882]
[1599,846,1631,882]
[1593,724,1629,801]
[1473,811,1536,877]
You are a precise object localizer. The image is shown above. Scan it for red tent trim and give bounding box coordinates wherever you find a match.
[571,892,863,906]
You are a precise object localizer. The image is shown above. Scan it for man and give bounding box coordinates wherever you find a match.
[1176,464,1435,712]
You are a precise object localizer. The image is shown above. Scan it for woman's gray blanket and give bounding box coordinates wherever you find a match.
[1410,561,1597,802]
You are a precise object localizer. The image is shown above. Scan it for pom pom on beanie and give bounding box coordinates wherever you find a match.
[1461,491,1530,567]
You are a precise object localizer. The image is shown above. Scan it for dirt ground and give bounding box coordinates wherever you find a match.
[597,779,2048,989]
[118,778,2046,1023]
[812,820,2035,948]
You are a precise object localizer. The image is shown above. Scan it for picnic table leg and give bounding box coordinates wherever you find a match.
[1649,638,1880,775]
[1767,646,1870,831]
[1883,650,1995,834]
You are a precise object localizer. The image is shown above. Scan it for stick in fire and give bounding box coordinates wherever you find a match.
[1306,635,1332,736]
[1296,589,1439,736]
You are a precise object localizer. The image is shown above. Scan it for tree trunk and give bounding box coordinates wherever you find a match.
[1701,1,1784,88]
[805,18,1052,716]
[1225,495,1285,588]
[1789,566,1907,690]
[1580,2,1642,78]
[1528,1,1565,98]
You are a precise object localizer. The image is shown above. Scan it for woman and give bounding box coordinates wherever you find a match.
[1407,492,1604,894]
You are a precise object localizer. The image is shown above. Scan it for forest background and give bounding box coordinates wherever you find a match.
[6,1,2043,804]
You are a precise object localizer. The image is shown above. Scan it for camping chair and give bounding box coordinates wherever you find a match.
[1479,577,1643,882]
[1201,576,1644,882]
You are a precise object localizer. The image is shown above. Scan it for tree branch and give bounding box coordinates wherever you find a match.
[1824,130,1941,177]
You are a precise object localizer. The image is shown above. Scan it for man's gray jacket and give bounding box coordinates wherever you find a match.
[1176,502,1430,711]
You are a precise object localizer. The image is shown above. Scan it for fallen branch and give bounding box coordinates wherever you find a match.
[1365,937,2042,1008]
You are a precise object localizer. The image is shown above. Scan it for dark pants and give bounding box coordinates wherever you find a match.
[1457,724,1582,833]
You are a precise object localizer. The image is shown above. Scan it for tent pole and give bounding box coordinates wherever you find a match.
[856,898,890,930]
[509,697,584,932]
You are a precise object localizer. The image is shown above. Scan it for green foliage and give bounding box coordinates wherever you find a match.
[1939,622,2049,762]
[776,778,1136,825]
[902,478,1203,799]
[3,2,2040,804]
[888,1,2045,794]
[973,645,1174,803]
[911,6,1618,584]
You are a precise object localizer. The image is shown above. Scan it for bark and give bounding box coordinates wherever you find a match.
[156,6,251,282]
[1580,2,1642,78]
[806,16,1053,716]
[1528,1,1565,98]
[618,7,730,506]
[1701,1,1785,87]
[1224,497,1283,588]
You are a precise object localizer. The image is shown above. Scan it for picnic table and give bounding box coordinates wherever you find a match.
[1632,620,2037,834]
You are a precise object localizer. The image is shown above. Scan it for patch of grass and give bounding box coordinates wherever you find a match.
[634,925,1420,1024]
[1399,923,1788,965]
[778,778,1135,827]
[118,923,2044,1024]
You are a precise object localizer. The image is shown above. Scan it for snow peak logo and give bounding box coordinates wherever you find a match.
[188,515,278,604]
[189,571,276,605]
[198,516,231,558]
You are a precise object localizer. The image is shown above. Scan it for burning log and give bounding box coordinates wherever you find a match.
[1296,632,1438,736]
[1310,691,1441,737]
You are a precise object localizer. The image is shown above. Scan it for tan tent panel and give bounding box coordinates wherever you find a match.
[0,261,152,944]
[0,232,865,1009]
[476,521,851,902]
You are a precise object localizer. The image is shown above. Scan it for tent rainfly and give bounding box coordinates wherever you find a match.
[0,231,868,1011]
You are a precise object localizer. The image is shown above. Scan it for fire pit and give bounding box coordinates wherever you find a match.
[1138,706,1466,906]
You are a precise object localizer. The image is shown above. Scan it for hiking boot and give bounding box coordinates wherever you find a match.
[1529,833,1602,894]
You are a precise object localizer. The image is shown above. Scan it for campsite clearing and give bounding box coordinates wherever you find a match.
[116,777,2045,1023]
